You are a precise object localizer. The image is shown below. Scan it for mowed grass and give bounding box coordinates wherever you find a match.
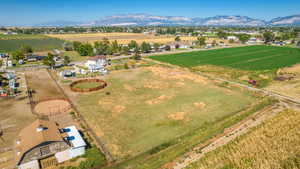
[73,81,102,89]
[73,66,257,159]
[187,109,300,169]
[0,34,64,52]
[150,45,300,70]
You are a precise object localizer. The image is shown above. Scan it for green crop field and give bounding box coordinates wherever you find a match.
[0,34,64,52]
[150,45,300,70]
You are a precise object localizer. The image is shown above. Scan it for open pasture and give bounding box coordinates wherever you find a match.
[0,34,64,52]
[65,65,257,159]
[47,32,199,44]
[150,45,300,70]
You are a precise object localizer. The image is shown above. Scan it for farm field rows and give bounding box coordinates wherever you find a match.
[186,109,300,169]
[150,45,300,70]
[63,65,259,160]
[47,32,200,44]
[0,34,64,52]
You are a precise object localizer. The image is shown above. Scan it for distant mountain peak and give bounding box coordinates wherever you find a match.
[34,13,300,27]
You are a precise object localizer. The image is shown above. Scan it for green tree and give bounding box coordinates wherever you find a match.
[43,53,55,67]
[238,34,251,44]
[77,44,94,56]
[20,45,33,54]
[128,40,138,50]
[263,31,275,44]
[111,40,121,54]
[175,36,181,42]
[63,55,71,65]
[196,37,206,46]
[121,46,130,55]
[140,42,151,53]
[153,43,160,52]
[217,31,227,39]
[94,38,110,55]
[12,50,25,61]
[73,41,82,51]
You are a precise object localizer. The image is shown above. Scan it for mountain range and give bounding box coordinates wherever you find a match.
[37,13,300,27]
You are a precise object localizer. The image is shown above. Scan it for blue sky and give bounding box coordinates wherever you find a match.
[1,0,300,25]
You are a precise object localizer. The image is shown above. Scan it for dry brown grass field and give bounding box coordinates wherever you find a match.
[267,64,300,100]
[47,33,226,44]
[61,65,258,160]
[186,109,300,169]
[25,69,65,102]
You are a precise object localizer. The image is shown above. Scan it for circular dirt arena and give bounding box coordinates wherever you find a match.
[34,99,71,116]
[70,79,107,93]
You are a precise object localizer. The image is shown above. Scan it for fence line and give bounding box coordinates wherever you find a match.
[46,69,114,162]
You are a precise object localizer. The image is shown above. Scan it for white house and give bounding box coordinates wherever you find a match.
[85,55,109,75]
[227,36,238,41]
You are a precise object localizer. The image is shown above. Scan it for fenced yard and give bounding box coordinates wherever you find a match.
[63,65,260,160]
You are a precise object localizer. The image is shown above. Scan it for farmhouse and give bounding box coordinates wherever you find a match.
[15,119,86,169]
[85,55,109,74]
[227,36,238,41]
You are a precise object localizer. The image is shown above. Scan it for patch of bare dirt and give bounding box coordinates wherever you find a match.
[112,105,126,113]
[175,82,185,87]
[144,80,170,89]
[194,102,206,109]
[123,84,136,91]
[278,64,300,75]
[146,95,173,105]
[145,66,207,84]
[239,75,249,81]
[168,112,187,121]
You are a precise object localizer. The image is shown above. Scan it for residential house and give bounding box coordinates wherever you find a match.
[168,42,191,49]
[85,55,109,75]
[227,36,238,42]
[15,119,86,169]
[0,53,9,58]
[60,70,76,78]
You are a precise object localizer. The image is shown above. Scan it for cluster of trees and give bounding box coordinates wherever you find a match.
[11,45,33,61]
[2,26,299,37]
[65,38,160,57]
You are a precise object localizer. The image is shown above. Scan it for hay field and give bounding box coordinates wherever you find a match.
[47,33,199,44]
[187,109,300,169]
[67,65,257,159]
[150,45,300,71]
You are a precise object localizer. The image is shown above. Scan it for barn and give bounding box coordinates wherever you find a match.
[15,119,86,169]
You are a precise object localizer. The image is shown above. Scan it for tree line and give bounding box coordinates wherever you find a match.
[64,38,162,57]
